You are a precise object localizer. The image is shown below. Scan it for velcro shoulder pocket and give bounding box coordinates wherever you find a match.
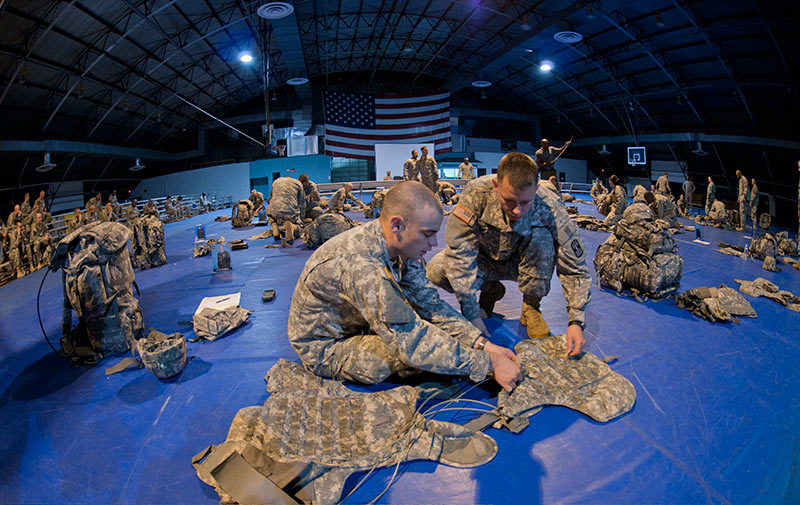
[381,279,416,325]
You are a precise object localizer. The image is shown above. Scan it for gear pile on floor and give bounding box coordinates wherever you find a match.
[193,335,636,504]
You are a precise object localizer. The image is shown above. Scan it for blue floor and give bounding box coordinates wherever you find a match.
[1,198,799,505]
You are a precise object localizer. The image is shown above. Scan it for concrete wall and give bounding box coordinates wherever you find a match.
[132,162,250,201]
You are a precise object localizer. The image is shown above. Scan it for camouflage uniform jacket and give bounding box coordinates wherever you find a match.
[329,187,363,212]
[610,184,629,215]
[416,155,439,193]
[288,219,490,382]
[750,182,759,207]
[707,181,716,199]
[458,162,475,179]
[34,196,47,214]
[655,175,670,195]
[266,177,306,222]
[143,201,157,216]
[304,181,321,205]
[6,210,23,227]
[403,157,418,181]
[738,175,748,202]
[29,220,50,243]
[249,191,265,211]
[85,196,101,211]
[20,200,31,217]
[441,175,591,324]
[125,204,140,222]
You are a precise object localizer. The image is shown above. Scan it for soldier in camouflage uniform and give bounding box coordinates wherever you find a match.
[736,170,749,230]
[9,221,32,278]
[706,176,716,216]
[535,138,571,181]
[249,189,265,214]
[125,199,140,224]
[329,182,363,213]
[176,195,190,218]
[426,153,590,356]
[416,145,439,193]
[749,178,759,229]
[29,212,52,269]
[590,180,608,204]
[437,180,458,204]
[708,199,727,225]
[655,173,671,197]
[19,192,32,219]
[458,157,475,179]
[298,174,323,219]
[797,161,800,241]
[604,174,628,225]
[266,176,306,244]
[100,202,115,222]
[143,199,157,217]
[66,208,85,234]
[164,196,179,222]
[85,203,100,224]
[85,192,102,212]
[403,149,419,181]
[288,181,522,391]
[7,204,23,228]
[363,189,387,219]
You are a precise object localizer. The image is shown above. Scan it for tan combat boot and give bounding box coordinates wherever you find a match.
[478,281,505,318]
[520,301,551,339]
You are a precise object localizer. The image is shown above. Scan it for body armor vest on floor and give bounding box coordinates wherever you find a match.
[231,200,254,228]
[675,285,757,323]
[51,222,143,354]
[465,336,636,434]
[194,360,497,505]
[594,203,683,299]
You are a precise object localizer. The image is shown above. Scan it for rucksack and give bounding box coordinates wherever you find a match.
[748,233,778,260]
[302,213,359,248]
[132,214,166,269]
[594,203,683,299]
[51,222,144,356]
[231,200,254,227]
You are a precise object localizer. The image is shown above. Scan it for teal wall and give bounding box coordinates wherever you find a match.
[248,155,332,195]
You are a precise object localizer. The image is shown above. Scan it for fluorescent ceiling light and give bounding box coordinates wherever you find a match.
[471,80,492,88]
[540,60,553,72]
[287,77,309,86]
[239,52,253,63]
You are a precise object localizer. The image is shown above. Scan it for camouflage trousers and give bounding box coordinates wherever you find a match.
[705,196,714,216]
[268,217,297,240]
[31,238,52,265]
[427,228,556,308]
[309,333,409,384]
[738,200,749,228]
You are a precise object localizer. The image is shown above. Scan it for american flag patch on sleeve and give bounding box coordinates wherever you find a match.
[452,204,477,226]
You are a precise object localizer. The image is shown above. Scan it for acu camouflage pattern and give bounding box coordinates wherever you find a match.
[51,221,144,353]
[301,212,359,249]
[675,285,757,323]
[736,278,800,312]
[289,219,490,384]
[192,305,251,341]
[231,199,254,227]
[762,256,780,272]
[136,329,187,379]
[652,194,680,229]
[708,200,727,224]
[131,214,166,270]
[590,181,609,203]
[748,233,778,260]
[594,203,684,299]
[195,361,497,505]
[328,187,363,213]
[267,177,306,224]
[776,232,798,257]
[416,154,439,193]
[573,215,612,232]
[363,189,387,218]
[437,181,458,204]
[428,175,591,325]
[604,184,628,224]
[468,336,635,433]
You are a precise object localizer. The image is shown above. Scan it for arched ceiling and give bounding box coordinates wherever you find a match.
[1,0,798,212]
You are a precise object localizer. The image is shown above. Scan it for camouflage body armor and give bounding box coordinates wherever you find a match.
[132,214,166,270]
[748,233,778,260]
[675,285,756,323]
[594,203,683,299]
[51,222,143,354]
[465,336,636,433]
[302,213,359,249]
[231,199,254,228]
[194,360,498,505]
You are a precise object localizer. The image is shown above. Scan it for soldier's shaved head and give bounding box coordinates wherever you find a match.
[381,181,442,224]
[497,152,537,189]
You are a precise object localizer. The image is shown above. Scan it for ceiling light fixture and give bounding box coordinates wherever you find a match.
[520,16,532,31]
[271,91,277,101]
[19,67,27,84]
[239,51,253,63]
[123,100,129,111]
[287,77,309,86]
[257,2,294,19]
[481,91,487,100]
[598,144,612,155]
[129,158,146,171]
[471,80,492,88]
[655,11,665,28]
[692,141,709,156]
[553,31,583,44]
[402,40,413,53]
[539,60,553,72]
[587,6,596,19]
[34,152,57,172]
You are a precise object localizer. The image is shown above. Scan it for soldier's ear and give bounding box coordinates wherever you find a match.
[389,215,405,234]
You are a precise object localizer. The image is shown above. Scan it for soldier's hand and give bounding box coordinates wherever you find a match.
[486,344,522,392]
[565,324,586,357]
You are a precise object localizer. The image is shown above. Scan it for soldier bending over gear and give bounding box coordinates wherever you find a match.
[266,176,306,245]
[426,152,591,357]
[298,174,323,219]
[288,181,522,392]
[329,182,364,213]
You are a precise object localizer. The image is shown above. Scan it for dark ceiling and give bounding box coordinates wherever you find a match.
[1,0,799,216]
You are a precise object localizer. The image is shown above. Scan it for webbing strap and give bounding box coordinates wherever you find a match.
[104,357,141,376]
[210,451,298,505]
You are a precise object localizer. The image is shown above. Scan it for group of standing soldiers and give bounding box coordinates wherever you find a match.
[2,190,54,278]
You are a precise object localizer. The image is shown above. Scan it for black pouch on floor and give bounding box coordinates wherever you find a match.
[262,290,275,302]
[230,240,248,250]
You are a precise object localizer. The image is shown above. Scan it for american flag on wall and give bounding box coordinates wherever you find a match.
[323,90,452,160]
